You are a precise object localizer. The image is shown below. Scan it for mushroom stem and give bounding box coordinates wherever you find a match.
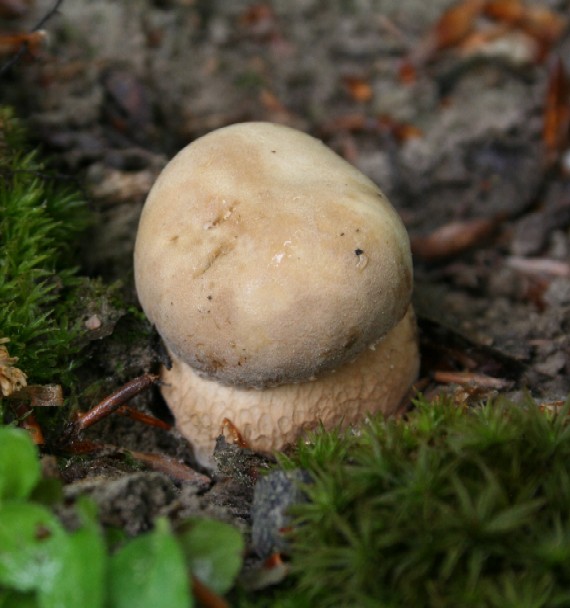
[161,306,418,468]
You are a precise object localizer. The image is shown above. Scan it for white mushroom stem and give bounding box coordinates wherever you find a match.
[161,306,418,468]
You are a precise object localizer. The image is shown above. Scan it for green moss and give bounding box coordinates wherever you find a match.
[274,397,570,608]
[0,107,90,388]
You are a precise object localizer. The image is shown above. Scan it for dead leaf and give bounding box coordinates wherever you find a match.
[434,0,487,50]
[240,553,290,591]
[412,0,487,64]
[0,30,47,58]
[457,28,539,65]
[238,3,282,45]
[15,407,45,445]
[319,113,369,134]
[398,58,418,84]
[411,217,499,260]
[9,384,63,407]
[259,88,292,121]
[377,114,423,141]
[519,6,567,52]
[543,56,570,166]
[341,75,373,103]
[483,0,525,23]
[485,2,566,60]
[0,338,27,397]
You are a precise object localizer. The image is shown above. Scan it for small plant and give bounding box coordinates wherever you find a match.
[0,425,245,608]
[277,397,570,607]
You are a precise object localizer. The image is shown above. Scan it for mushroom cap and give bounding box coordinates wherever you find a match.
[162,305,419,468]
[134,122,413,387]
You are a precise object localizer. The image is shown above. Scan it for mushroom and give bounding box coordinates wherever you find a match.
[134,122,419,467]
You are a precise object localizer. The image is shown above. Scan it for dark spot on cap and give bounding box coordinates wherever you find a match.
[343,328,360,350]
[354,248,364,256]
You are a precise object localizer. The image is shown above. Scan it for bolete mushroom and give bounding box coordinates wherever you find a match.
[134,122,419,467]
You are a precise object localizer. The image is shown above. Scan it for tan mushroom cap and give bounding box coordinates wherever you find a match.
[134,122,414,388]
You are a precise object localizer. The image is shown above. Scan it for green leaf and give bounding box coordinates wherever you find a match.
[0,502,65,592]
[178,518,244,595]
[39,500,106,608]
[0,428,40,501]
[109,518,192,608]
[0,590,39,608]
[0,500,106,608]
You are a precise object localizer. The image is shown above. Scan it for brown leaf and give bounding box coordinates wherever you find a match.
[543,56,570,166]
[319,114,369,135]
[0,339,27,397]
[408,0,487,67]
[9,384,63,407]
[430,0,487,53]
[341,75,373,103]
[0,30,47,58]
[519,6,567,52]
[411,216,499,260]
[398,58,418,84]
[484,1,566,60]
[483,0,525,23]
[14,406,45,445]
[240,552,290,591]
[259,88,290,118]
[238,3,281,45]
[377,114,423,141]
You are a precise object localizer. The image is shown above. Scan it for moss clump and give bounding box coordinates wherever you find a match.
[278,397,570,608]
[0,107,90,388]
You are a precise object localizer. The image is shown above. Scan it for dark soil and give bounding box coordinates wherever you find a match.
[1,0,569,563]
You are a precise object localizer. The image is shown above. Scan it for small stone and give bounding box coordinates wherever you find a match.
[84,314,102,330]
[251,469,312,558]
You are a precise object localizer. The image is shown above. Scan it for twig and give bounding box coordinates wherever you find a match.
[0,0,65,76]
[191,575,229,608]
[74,373,159,432]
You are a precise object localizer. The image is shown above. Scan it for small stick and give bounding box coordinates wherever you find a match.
[75,373,159,431]
[433,370,513,390]
[116,405,172,431]
[130,450,211,486]
[191,575,229,608]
